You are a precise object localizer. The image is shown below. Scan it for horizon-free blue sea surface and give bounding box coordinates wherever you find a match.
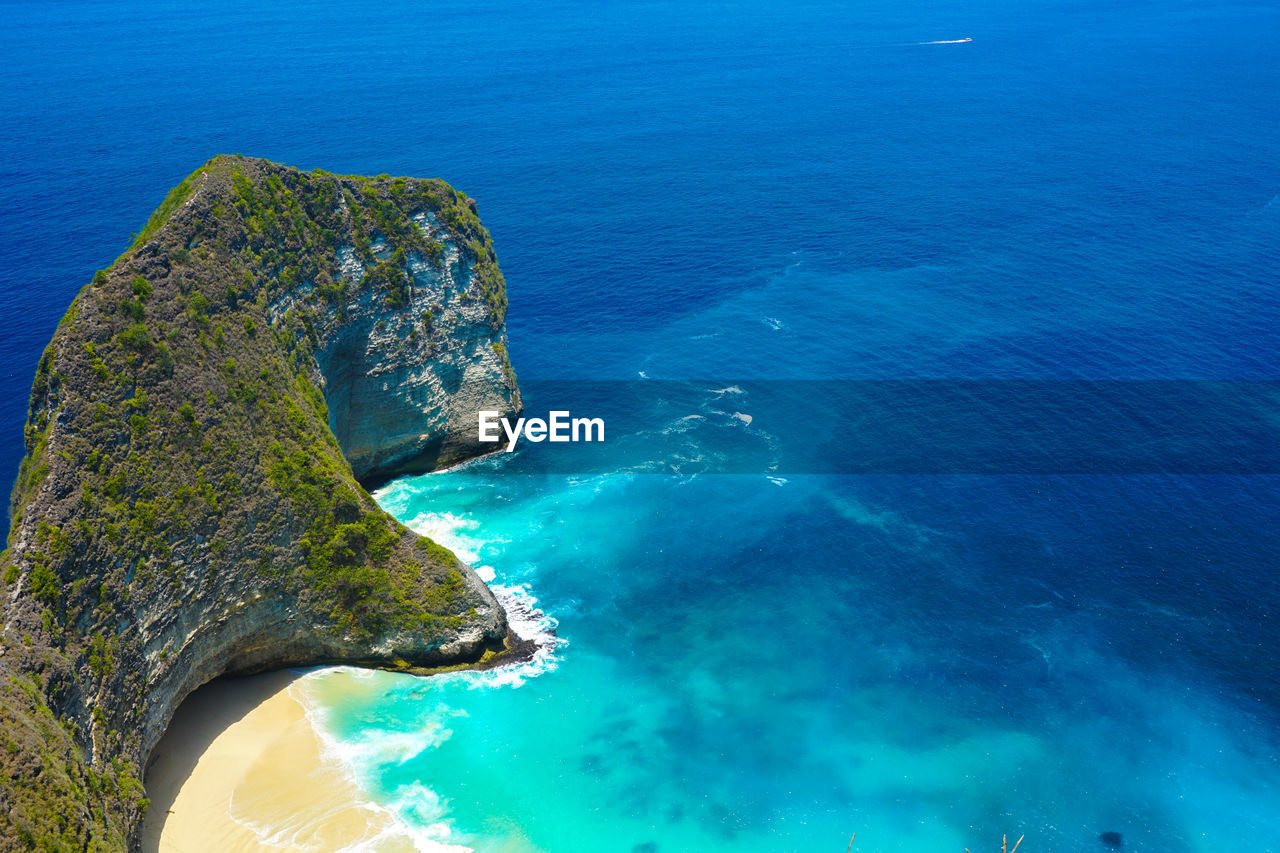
[3,0,1280,850]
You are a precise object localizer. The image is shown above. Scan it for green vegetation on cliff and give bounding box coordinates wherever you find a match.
[0,156,517,850]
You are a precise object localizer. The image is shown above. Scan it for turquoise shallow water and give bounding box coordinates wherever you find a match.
[273,467,1280,852]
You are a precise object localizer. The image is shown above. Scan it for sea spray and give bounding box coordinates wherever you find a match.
[281,496,566,852]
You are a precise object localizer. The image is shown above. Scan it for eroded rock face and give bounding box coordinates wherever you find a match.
[315,214,520,481]
[0,156,520,850]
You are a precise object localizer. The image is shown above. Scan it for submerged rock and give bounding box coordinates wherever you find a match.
[1100,830,1124,847]
[0,156,521,849]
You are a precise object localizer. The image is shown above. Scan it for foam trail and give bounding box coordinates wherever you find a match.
[401,511,488,565]
[472,582,567,688]
[392,509,562,681]
[917,37,972,44]
[280,583,564,850]
[232,678,473,853]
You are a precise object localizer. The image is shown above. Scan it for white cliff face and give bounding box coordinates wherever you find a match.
[313,212,520,481]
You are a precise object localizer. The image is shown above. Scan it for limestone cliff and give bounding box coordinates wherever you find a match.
[0,156,521,850]
[314,206,518,482]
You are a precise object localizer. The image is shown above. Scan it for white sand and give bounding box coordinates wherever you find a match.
[141,670,413,853]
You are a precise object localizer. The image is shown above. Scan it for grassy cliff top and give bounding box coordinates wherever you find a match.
[0,155,517,850]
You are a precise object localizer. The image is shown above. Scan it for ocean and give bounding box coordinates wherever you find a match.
[3,0,1280,850]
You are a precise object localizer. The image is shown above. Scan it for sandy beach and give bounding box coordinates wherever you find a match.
[141,670,414,853]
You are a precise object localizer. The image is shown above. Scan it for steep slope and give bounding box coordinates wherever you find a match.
[0,156,521,850]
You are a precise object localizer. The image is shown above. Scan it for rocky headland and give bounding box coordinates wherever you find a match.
[0,156,521,850]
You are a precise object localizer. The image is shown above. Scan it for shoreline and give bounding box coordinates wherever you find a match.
[141,670,411,852]
[140,584,558,851]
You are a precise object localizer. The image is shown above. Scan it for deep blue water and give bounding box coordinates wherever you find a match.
[4,0,1280,850]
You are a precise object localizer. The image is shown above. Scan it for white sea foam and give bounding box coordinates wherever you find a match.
[388,500,564,685]
[290,677,454,764]
[472,582,566,688]
[288,481,567,850]
[344,818,472,853]
[279,582,564,850]
[660,413,706,435]
[339,719,452,766]
[395,509,565,685]
[402,511,486,565]
[225,704,468,852]
[279,676,477,853]
[230,800,463,853]
[379,783,472,852]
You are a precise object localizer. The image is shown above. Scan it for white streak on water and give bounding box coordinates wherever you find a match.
[263,481,567,851]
